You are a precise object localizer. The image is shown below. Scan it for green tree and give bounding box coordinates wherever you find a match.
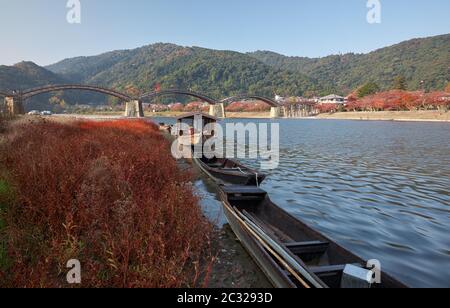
[392,75,407,90]
[49,96,61,105]
[357,82,380,98]
[59,99,67,110]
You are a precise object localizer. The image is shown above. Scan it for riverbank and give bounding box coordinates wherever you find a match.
[148,111,271,119]
[315,110,450,122]
[0,116,270,288]
[0,118,214,287]
[63,111,272,119]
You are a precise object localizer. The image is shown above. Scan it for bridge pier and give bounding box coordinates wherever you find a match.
[125,100,144,118]
[4,96,25,115]
[209,103,226,118]
[270,106,282,119]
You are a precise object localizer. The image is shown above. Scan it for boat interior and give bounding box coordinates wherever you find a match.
[221,185,402,288]
[202,157,252,172]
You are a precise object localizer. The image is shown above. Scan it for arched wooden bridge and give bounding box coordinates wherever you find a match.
[139,89,218,105]
[221,95,281,107]
[1,84,282,118]
[21,84,133,101]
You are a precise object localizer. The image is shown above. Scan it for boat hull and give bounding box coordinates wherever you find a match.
[219,187,408,289]
[222,200,297,288]
[194,157,266,186]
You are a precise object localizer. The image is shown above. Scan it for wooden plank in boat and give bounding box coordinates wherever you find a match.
[221,185,267,195]
[285,241,330,255]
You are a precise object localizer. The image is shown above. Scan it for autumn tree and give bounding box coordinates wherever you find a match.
[445,82,450,93]
[124,85,140,98]
[317,103,338,114]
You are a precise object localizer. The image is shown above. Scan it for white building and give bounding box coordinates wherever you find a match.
[274,95,286,103]
[319,94,346,105]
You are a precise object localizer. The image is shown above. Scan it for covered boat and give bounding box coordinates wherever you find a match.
[175,112,266,186]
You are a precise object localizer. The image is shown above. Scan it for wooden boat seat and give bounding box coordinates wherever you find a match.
[222,186,267,195]
[285,241,330,255]
[222,186,267,202]
[207,163,225,168]
[310,263,364,288]
[219,168,249,173]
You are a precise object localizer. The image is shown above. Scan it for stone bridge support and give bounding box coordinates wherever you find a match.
[270,106,282,118]
[125,100,144,118]
[4,96,25,115]
[209,103,226,118]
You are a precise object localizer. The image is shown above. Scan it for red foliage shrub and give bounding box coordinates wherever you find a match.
[225,101,271,112]
[317,103,338,114]
[345,90,449,112]
[170,103,184,112]
[424,92,450,110]
[184,102,205,112]
[0,120,212,288]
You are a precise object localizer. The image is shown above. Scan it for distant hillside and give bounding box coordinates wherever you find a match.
[0,62,106,110]
[47,43,319,101]
[249,34,450,93]
[0,61,65,90]
[1,34,448,111]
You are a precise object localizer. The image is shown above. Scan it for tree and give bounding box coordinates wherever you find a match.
[445,82,450,93]
[356,82,380,98]
[392,75,407,90]
[49,96,61,105]
[317,104,338,114]
[124,85,140,97]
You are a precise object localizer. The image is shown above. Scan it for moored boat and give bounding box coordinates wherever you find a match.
[219,185,408,289]
[193,157,266,186]
[175,112,266,186]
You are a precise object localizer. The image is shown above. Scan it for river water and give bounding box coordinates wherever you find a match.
[155,117,450,288]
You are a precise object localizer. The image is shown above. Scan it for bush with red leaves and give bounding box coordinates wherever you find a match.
[225,101,271,112]
[345,90,450,112]
[317,103,339,114]
[0,120,212,288]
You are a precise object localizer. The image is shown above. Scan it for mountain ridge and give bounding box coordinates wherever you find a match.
[248,34,450,92]
[1,34,448,111]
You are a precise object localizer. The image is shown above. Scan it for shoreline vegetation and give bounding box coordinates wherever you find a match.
[58,110,450,122]
[0,116,271,288]
[0,118,214,287]
[314,110,450,122]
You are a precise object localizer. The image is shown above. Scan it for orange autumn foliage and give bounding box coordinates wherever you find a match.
[0,120,212,288]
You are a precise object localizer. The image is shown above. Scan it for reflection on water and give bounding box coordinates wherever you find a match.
[154,117,450,288]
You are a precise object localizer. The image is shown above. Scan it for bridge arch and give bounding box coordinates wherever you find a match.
[139,89,218,105]
[220,95,280,107]
[21,84,132,101]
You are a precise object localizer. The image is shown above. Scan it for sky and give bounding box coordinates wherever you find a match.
[0,0,449,66]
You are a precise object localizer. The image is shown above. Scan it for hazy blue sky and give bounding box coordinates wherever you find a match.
[0,0,449,65]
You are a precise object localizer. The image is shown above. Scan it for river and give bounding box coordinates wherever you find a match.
[154,117,450,288]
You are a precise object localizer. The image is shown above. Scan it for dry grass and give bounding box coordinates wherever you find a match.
[0,119,213,288]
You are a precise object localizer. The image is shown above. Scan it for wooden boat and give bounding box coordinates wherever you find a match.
[219,185,408,288]
[174,112,266,186]
[193,157,266,186]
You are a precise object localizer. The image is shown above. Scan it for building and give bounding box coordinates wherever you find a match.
[274,95,286,103]
[319,94,346,105]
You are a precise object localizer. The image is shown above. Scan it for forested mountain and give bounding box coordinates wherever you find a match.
[47,43,319,100]
[249,34,450,94]
[0,62,105,110]
[0,61,65,91]
[1,34,448,111]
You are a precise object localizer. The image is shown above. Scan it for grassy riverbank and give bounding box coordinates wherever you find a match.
[315,110,450,122]
[0,118,213,287]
